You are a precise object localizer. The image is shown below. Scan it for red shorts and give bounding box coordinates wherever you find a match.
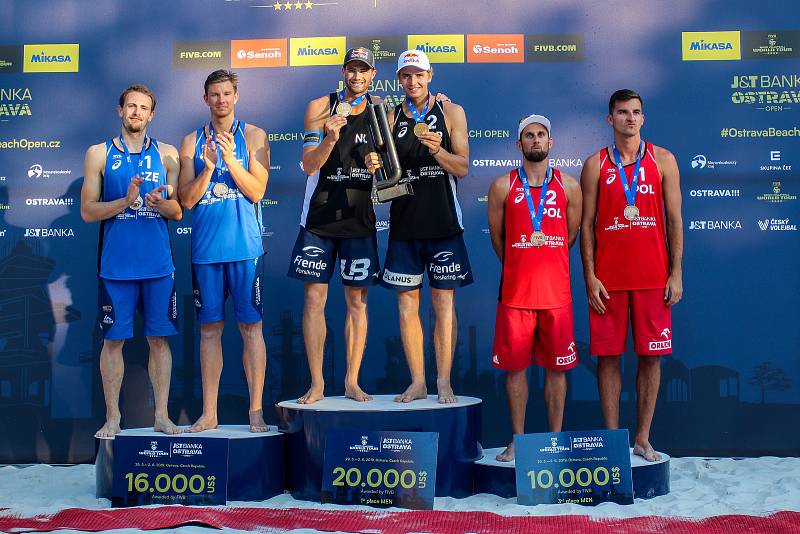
[491,302,577,371]
[589,288,672,357]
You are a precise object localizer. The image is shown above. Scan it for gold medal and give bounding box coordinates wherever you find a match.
[413,122,429,137]
[531,231,547,247]
[624,205,640,221]
[213,182,229,198]
[335,102,352,117]
[130,196,143,211]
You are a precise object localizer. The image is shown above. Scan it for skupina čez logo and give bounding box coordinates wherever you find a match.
[681,31,741,61]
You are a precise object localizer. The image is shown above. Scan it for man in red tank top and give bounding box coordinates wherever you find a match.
[580,90,684,462]
[487,115,582,461]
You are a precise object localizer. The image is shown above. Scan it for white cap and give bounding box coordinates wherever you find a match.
[397,49,431,73]
[518,114,552,138]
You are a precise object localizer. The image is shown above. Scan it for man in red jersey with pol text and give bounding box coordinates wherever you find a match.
[488,115,582,461]
[580,89,683,462]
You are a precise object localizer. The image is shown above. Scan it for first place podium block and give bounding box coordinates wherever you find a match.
[276,395,482,501]
[96,425,285,504]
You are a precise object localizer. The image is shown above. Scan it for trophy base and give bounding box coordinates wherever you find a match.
[474,447,670,500]
[276,394,482,501]
[375,182,413,203]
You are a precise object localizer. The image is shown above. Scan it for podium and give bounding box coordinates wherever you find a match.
[95,425,285,502]
[276,395,482,501]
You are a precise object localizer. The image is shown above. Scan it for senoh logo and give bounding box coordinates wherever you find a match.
[466,34,524,63]
[289,36,345,66]
[407,34,464,63]
[23,44,79,73]
[231,39,287,68]
[681,31,741,61]
[525,34,584,62]
[173,41,230,69]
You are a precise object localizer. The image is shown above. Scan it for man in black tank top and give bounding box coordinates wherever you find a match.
[366,50,472,404]
[289,47,383,404]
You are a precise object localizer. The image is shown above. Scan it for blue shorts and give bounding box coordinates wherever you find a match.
[99,274,178,340]
[381,234,474,290]
[192,256,264,324]
[287,227,380,287]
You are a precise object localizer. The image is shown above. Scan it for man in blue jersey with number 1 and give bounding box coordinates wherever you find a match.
[178,70,270,433]
[81,84,182,437]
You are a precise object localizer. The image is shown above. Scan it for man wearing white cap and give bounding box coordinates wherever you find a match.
[366,49,470,404]
[290,47,383,404]
[487,115,582,461]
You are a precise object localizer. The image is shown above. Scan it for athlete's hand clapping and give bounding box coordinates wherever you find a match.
[125,176,143,206]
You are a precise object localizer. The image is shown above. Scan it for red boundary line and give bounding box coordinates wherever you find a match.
[0,507,797,533]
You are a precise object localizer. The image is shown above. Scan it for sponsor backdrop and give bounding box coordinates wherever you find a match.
[0,0,798,463]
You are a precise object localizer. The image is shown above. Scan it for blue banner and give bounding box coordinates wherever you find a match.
[111,435,228,507]
[514,429,633,506]
[321,428,437,509]
[0,0,798,463]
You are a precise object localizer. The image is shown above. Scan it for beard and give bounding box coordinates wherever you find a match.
[123,119,146,133]
[524,148,549,163]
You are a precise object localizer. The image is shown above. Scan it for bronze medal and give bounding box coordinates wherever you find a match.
[531,231,547,247]
[624,205,640,221]
[413,122,429,137]
[335,102,352,117]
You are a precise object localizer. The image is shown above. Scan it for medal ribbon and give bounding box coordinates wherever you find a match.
[612,141,644,208]
[406,93,431,124]
[518,166,551,234]
[118,134,149,181]
[208,118,239,178]
[337,89,367,108]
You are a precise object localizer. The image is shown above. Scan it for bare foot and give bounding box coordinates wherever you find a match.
[186,414,218,433]
[249,409,268,433]
[154,417,182,435]
[394,382,427,403]
[345,383,373,402]
[496,442,515,462]
[436,379,458,404]
[633,442,662,462]
[297,384,324,404]
[95,419,121,438]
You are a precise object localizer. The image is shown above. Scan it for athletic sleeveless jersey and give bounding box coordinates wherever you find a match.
[99,137,173,280]
[300,93,376,238]
[390,99,463,240]
[192,120,263,264]
[594,141,669,291]
[500,168,571,309]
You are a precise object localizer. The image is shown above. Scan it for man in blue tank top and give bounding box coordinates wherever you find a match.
[365,50,471,404]
[81,84,182,437]
[178,70,270,432]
